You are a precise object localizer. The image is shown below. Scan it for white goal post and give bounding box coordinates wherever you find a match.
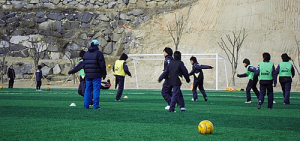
[125,53,228,90]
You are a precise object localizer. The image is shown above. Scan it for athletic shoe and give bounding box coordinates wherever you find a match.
[169,111,176,113]
[95,107,102,109]
[191,98,197,102]
[204,97,208,101]
[115,99,121,101]
[245,101,252,103]
[180,107,186,111]
[273,101,276,103]
[257,101,262,109]
[165,105,170,110]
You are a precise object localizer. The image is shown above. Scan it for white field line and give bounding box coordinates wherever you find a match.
[1,92,300,99]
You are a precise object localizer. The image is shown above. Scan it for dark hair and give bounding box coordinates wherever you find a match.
[173,51,181,61]
[190,56,197,63]
[262,52,271,61]
[163,47,173,56]
[281,53,291,62]
[243,58,250,65]
[107,79,110,83]
[119,53,128,60]
[79,50,85,58]
[38,65,42,69]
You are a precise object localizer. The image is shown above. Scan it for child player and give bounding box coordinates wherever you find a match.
[68,50,93,106]
[189,56,213,102]
[161,47,173,110]
[113,53,131,101]
[256,52,277,109]
[36,65,43,91]
[237,58,260,103]
[275,53,295,105]
[159,51,190,112]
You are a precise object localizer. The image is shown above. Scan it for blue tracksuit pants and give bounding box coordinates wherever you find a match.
[84,78,102,109]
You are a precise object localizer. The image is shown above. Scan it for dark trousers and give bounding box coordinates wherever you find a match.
[192,79,207,100]
[169,86,185,112]
[78,77,86,97]
[280,81,291,104]
[246,79,260,102]
[115,76,125,100]
[36,81,42,90]
[161,79,172,105]
[9,78,14,88]
[259,84,273,109]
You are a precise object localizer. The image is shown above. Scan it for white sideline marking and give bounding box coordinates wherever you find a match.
[1,92,300,99]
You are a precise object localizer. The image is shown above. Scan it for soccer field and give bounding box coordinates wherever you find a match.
[0,88,300,141]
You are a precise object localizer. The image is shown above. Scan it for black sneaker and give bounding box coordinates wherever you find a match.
[204,97,208,101]
[95,107,102,109]
[257,101,261,109]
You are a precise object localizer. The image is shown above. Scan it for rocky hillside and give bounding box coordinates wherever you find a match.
[125,0,300,91]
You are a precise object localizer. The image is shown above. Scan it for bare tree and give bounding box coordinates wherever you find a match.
[166,6,191,51]
[292,36,300,87]
[217,29,248,86]
[27,38,48,70]
[0,30,11,84]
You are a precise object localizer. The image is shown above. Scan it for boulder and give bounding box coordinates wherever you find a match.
[10,36,29,44]
[11,45,26,51]
[0,41,9,48]
[53,64,61,74]
[22,64,33,74]
[50,52,61,59]
[65,42,81,51]
[47,13,65,20]
[41,66,52,75]
[79,12,93,23]
[128,9,144,16]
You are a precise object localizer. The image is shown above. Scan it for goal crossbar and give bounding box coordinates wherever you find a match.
[127,53,228,90]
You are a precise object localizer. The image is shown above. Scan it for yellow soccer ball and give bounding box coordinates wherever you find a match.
[0,86,3,89]
[46,87,50,91]
[198,120,214,134]
[108,64,111,68]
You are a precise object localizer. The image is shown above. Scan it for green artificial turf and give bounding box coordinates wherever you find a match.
[0,88,300,141]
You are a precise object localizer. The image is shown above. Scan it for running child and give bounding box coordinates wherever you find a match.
[237,58,260,103]
[189,56,213,102]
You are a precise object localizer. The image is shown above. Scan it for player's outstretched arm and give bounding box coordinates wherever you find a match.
[68,61,84,74]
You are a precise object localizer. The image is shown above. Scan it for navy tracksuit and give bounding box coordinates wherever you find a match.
[189,62,212,101]
[36,69,43,90]
[161,55,173,105]
[238,65,260,102]
[275,63,295,104]
[159,60,190,112]
[7,68,15,88]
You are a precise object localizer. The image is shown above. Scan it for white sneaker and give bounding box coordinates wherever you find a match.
[165,105,170,110]
[273,101,276,103]
[180,107,186,111]
[191,98,197,102]
[245,101,252,103]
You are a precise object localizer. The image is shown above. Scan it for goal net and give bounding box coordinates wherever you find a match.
[124,54,228,90]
